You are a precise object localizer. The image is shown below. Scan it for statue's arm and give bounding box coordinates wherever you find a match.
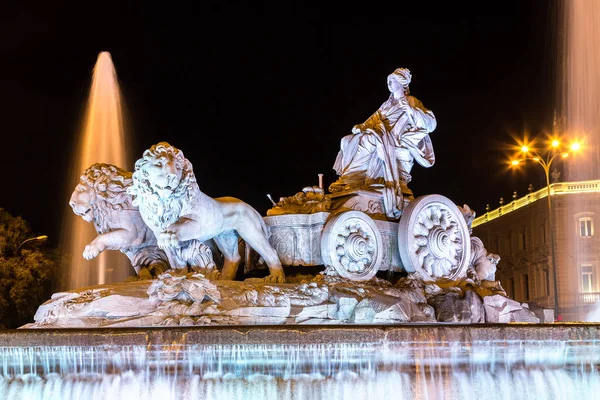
[408,97,437,132]
[353,108,385,134]
[352,100,389,134]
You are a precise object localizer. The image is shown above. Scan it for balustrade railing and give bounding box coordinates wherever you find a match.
[473,179,600,227]
[577,292,600,305]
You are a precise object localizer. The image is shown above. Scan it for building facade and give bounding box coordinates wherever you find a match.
[472,180,600,322]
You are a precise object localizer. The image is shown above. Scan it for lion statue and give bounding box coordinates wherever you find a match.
[69,163,170,278]
[128,142,285,282]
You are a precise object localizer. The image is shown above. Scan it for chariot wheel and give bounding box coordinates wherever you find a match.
[321,211,383,281]
[397,194,471,280]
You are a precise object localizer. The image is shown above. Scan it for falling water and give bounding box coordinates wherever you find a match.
[559,1,600,321]
[1,326,599,400]
[561,1,600,181]
[61,52,132,290]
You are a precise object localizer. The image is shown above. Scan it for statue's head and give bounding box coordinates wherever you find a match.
[129,142,197,230]
[130,142,196,201]
[388,68,412,94]
[70,182,95,223]
[132,142,192,199]
[487,253,500,266]
[69,163,133,224]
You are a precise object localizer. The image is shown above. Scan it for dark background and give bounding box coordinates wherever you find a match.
[0,1,561,248]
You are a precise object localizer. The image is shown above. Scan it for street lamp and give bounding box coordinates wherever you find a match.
[17,235,48,255]
[510,139,582,321]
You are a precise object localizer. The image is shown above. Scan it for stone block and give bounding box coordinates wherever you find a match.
[294,304,330,323]
[484,304,500,323]
[511,309,540,323]
[222,306,291,318]
[336,297,359,321]
[353,300,377,323]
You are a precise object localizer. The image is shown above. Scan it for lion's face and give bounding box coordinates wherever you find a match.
[141,152,183,199]
[69,183,95,223]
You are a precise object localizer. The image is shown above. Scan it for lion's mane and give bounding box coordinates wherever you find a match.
[79,163,134,234]
[128,142,199,231]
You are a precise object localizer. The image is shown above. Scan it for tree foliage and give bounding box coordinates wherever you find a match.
[0,208,60,328]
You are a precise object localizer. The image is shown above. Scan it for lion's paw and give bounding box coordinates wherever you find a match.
[83,243,104,260]
[158,231,179,249]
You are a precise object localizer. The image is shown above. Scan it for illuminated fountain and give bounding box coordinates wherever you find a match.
[559,1,600,321]
[2,60,599,398]
[61,52,133,290]
[561,0,600,181]
[0,326,599,399]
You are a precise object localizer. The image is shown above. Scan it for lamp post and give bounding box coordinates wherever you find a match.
[17,235,48,255]
[511,139,581,321]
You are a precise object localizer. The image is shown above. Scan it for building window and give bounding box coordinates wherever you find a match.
[508,277,515,298]
[581,264,596,293]
[542,267,550,296]
[541,223,547,244]
[517,231,526,251]
[522,274,529,300]
[579,217,594,238]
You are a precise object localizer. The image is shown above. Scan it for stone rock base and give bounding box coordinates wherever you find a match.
[22,272,552,329]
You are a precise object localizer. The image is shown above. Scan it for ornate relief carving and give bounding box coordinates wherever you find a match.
[321,211,383,281]
[398,195,471,280]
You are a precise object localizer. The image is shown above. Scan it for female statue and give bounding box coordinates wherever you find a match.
[330,68,437,219]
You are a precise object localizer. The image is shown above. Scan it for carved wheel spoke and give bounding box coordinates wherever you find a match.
[398,195,471,280]
[321,211,382,281]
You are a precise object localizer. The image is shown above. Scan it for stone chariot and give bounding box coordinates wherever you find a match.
[265,188,471,282]
[263,67,472,283]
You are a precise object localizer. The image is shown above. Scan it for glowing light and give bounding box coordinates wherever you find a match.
[17,235,49,253]
[533,157,540,162]
[511,160,520,166]
[521,145,529,153]
[562,152,569,158]
[571,142,581,151]
[552,140,560,148]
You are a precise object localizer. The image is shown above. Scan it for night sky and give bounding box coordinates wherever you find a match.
[1,1,559,248]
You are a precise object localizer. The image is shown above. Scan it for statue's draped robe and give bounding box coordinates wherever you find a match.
[332,94,437,218]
